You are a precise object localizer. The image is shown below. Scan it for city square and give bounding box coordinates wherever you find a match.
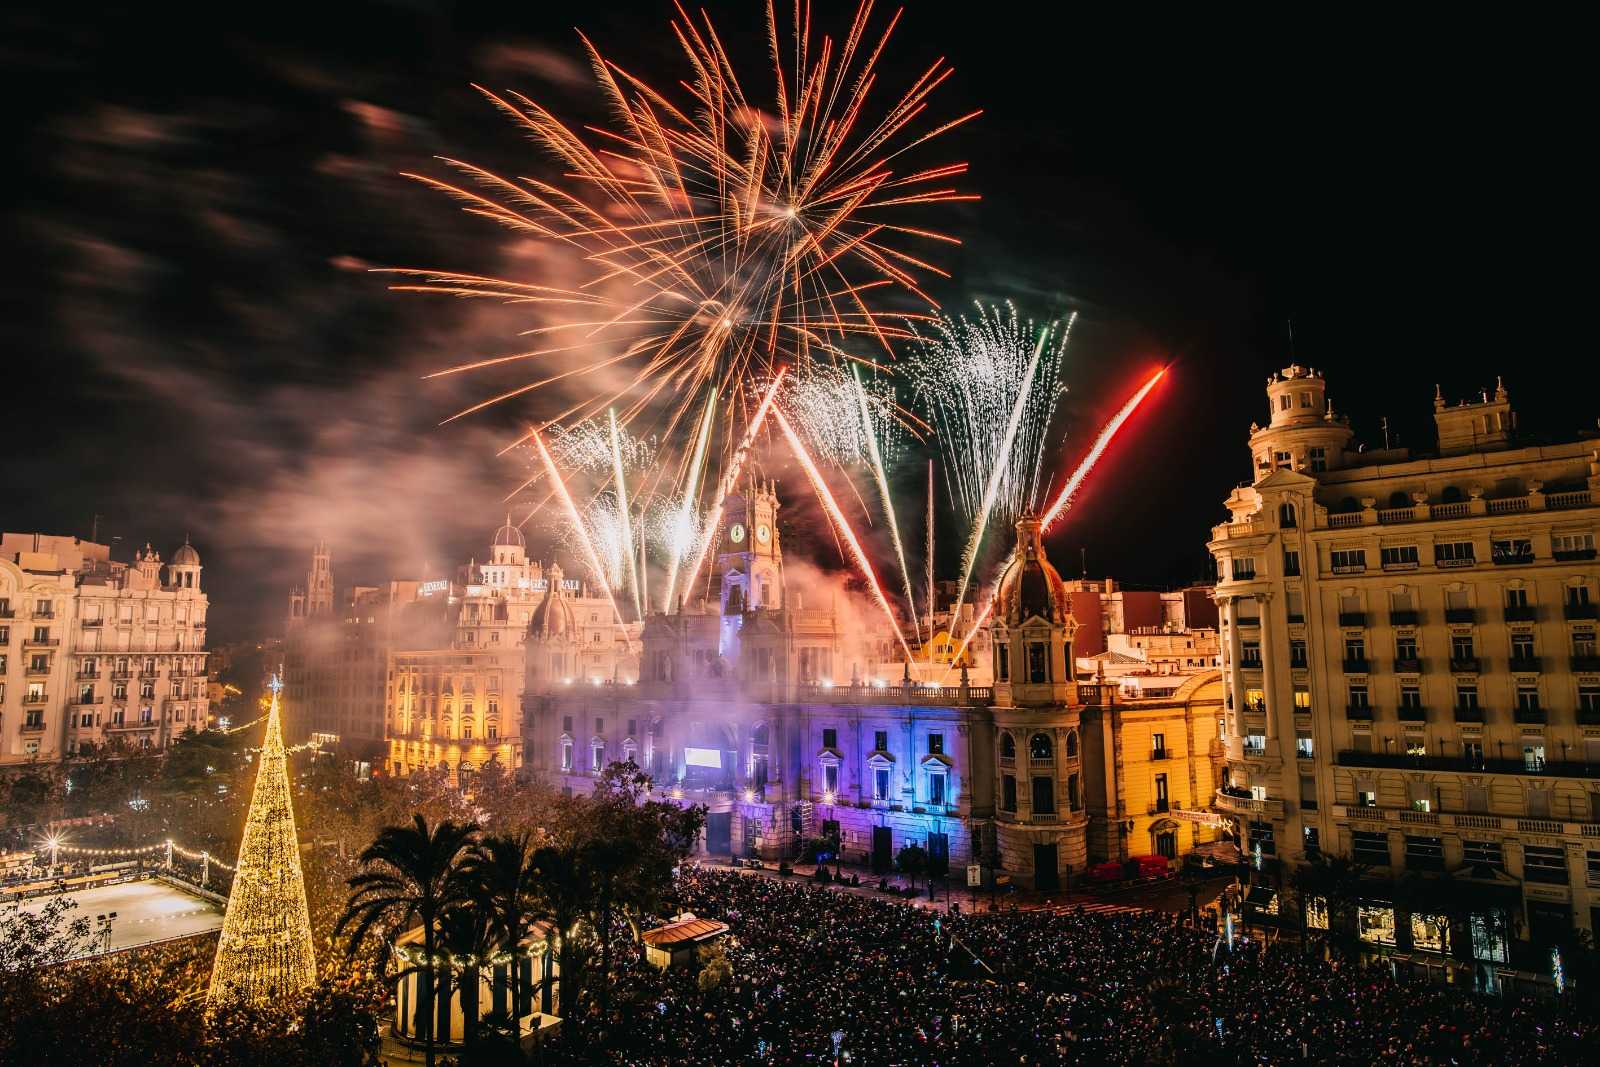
[3,1,1597,1064]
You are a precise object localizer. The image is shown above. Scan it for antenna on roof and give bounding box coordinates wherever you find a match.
[1286,317,1296,360]
[1381,417,1391,450]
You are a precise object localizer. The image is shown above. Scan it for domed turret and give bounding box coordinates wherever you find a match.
[995,515,1067,625]
[168,536,203,590]
[528,562,576,643]
[492,516,525,549]
[172,538,201,567]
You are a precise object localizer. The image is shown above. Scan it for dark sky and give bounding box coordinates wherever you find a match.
[2,3,1591,644]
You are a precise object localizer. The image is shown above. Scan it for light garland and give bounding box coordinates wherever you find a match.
[206,676,316,1007]
[46,840,237,873]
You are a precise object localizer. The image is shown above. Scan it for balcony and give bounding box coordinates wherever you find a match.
[1449,657,1480,673]
[1345,704,1375,721]
[1554,548,1598,562]
[1503,605,1537,622]
[1398,705,1428,722]
[81,618,103,628]
[1342,658,1371,673]
[1444,607,1476,624]
[25,666,52,677]
[1150,749,1170,761]
[1337,750,1600,779]
[1235,614,1261,629]
[33,610,56,620]
[21,693,47,704]
[1514,707,1547,725]
[1338,612,1367,627]
[1580,707,1600,726]
[22,636,60,648]
[1491,549,1534,566]
[1572,655,1600,673]
[1452,705,1485,723]
[1508,656,1542,674]
[20,719,46,732]
[1393,657,1423,674]
[1565,603,1599,621]
[1389,610,1420,626]
[0,607,14,618]
[1214,790,1284,818]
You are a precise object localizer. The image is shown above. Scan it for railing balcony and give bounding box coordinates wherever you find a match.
[1444,607,1476,623]
[1239,657,1263,670]
[1213,790,1284,818]
[1394,657,1423,673]
[1513,706,1547,725]
[1389,610,1420,626]
[1342,658,1370,673]
[1337,750,1600,779]
[1508,656,1542,674]
[1546,489,1596,509]
[72,695,105,705]
[1289,656,1309,669]
[1286,613,1305,624]
[1235,614,1261,628]
[21,693,48,704]
[0,607,14,618]
[1572,655,1600,673]
[22,637,60,647]
[1149,800,1170,814]
[1449,657,1480,673]
[81,618,103,627]
[1565,603,1599,621]
[1554,548,1598,562]
[1398,705,1428,722]
[1491,549,1534,566]
[1453,704,1485,723]
[1503,605,1537,622]
[1345,704,1375,721]
[1579,707,1600,726]
[77,670,100,679]
[1338,612,1366,627]
[33,610,56,620]
[20,719,45,732]
[110,671,133,680]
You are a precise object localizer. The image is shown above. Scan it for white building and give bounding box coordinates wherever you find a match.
[1,533,209,764]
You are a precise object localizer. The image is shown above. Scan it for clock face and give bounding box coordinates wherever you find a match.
[729,523,746,544]
[756,524,771,544]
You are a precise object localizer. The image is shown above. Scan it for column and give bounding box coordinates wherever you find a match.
[1223,598,1246,739]
[1257,593,1279,739]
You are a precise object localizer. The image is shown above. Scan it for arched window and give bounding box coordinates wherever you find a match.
[1389,490,1410,509]
[1065,730,1079,758]
[1442,485,1464,504]
[1338,497,1361,514]
[1278,503,1297,529]
[1000,734,1016,760]
[1029,733,1053,761]
[752,723,770,746]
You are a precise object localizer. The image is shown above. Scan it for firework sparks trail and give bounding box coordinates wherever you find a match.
[532,428,634,650]
[661,394,717,611]
[852,365,920,645]
[926,458,935,665]
[678,369,789,609]
[775,408,912,661]
[609,408,642,620]
[1042,369,1166,529]
[941,368,1167,679]
[398,0,978,491]
[947,313,1075,636]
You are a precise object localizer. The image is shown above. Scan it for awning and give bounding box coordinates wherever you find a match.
[1245,885,1277,907]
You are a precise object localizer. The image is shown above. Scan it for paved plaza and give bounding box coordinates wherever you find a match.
[18,878,222,955]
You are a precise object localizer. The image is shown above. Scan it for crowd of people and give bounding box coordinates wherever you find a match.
[553,865,1597,1066]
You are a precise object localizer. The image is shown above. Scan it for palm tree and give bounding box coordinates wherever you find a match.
[526,844,592,1022]
[436,894,496,1056]
[335,815,479,1067]
[457,832,538,1021]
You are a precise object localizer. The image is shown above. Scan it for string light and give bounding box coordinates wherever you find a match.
[207,675,316,1007]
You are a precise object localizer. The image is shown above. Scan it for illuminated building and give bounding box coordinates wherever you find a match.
[525,486,1224,888]
[1210,366,1600,954]
[1,532,209,765]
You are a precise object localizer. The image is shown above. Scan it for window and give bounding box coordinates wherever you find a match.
[996,643,1009,681]
[1348,684,1370,708]
[1491,537,1532,565]
[1524,744,1546,773]
[1031,776,1055,815]
[1027,642,1047,683]
[562,716,573,733]
[1286,589,1305,621]
[1463,745,1486,772]
[1516,685,1540,711]
[1296,732,1314,759]
[1581,685,1600,712]
[487,723,498,740]
[1002,774,1017,811]
[1396,634,1418,661]
[1293,687,1311,711]
[1151,732,1166,759]
[1305,894,1329,929]
[1406,835,1444,871]
[1523,844,1568,885]
[1395,684,1420,711]
[1455,684,1479,708]
[1411,913,1450,953]
[1279,503,1298,528]
[1030,733,1053,760]
[1435,541,1475,566]
[1451,634,1475,660]
[1244,732,1266,756]
[928,770,947,808]
[1344,636,1366,661]
[1277,395,1290,411]
[1309,447,1327,473]
[1571,585,1595,607]
[874,730,889,752]
[1353,831,1390,866]
[1290,640,1307,668]
[1511,632,1535,661]
[1154,774,1169,813]
[1000,733,1016,760]
[873,766,891,802]
[1282,549,1300,576]
[1231,557,1256,580]
[1463,839,1503,869]
[1240,641,1261,667]
[1331,549,1367,573]
[591,744,605,772]
[1248,821,1276,855]
[1553,532,1596,559]
[1357,786,1378,807]
[1381,545,1419,569]
[927,732,944,755]
[1404,733,1426,757]
[822,728,838,749]
[822,764,839,794]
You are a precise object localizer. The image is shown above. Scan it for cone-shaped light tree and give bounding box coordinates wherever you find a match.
[207,674,316,1007]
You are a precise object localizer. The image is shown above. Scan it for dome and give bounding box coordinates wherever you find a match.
[528,585,576,642]
[492,516,526,549]
[171,538,201,567]
[994,514,1067,625]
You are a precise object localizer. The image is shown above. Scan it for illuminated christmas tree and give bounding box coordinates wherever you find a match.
[207,675,316,1007]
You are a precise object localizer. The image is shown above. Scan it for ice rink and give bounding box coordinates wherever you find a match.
[19,878,223,955]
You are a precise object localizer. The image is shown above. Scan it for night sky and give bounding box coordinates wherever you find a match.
[2,3,1591,644]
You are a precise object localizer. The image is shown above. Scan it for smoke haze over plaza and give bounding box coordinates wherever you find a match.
[1,2,1589,643]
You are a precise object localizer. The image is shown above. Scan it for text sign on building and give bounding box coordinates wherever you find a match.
[1172,808,1230,827]
[419,580,449,596]
[684,747,723,768]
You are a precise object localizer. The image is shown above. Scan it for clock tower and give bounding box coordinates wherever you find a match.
[717,480,783,658]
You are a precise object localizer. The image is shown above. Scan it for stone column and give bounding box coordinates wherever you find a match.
[1257,592,1279,738]
[1222,597,1246,739]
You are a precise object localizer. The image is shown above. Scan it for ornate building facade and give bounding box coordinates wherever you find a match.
[1,532,209,764]
[524,488,1224,888]
[1209,366,1600,953]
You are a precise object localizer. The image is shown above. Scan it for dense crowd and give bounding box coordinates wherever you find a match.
[560,866,1598,1066]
